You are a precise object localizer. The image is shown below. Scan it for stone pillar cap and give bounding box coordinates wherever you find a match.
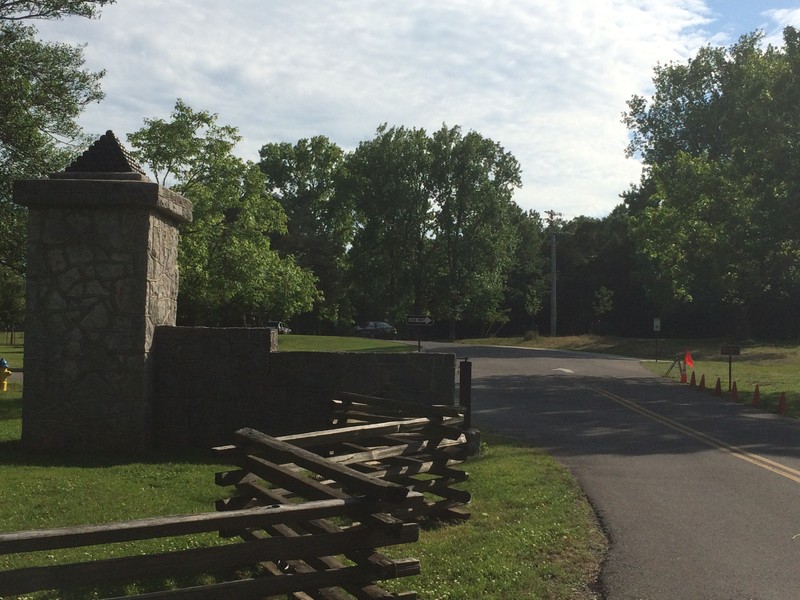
[13,131,193,224]
[63,130,149,177]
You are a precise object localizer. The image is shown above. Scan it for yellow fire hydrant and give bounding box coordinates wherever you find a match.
[1,367,10,392]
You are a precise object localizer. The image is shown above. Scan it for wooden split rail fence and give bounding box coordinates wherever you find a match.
[0,393,477,599]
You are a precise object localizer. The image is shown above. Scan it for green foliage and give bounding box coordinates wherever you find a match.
[0,270,24,330]
[505,207,547,331]
[0,1,114,21]
[342,124,523,337]
[428,126,522,338]
[344,124,435,324]
[259,136,352,331]
[0,2,107,282]
[127,100,320,325]
[0,1,111,340]
[623,28,800,337]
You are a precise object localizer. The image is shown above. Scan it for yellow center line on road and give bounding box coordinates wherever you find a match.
[592,386,800,485]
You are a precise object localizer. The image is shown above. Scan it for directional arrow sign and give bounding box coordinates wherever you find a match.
[406,315,434,325]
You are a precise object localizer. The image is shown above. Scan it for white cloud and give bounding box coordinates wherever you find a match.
[34,0,743,219]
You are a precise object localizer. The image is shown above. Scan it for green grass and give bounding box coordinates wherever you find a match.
[0,382,235,598]
[0,333,23,371]
[384,436,605,599]
[276,333,415,353]
[643,343,800,417]
[460,333,713,361]
[0,333,605,599]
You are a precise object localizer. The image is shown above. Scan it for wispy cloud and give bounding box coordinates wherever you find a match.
[34,0,794,218]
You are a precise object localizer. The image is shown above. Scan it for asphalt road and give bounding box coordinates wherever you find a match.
[424,342,800,600]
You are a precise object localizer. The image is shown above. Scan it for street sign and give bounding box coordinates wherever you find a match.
[406,315,434,326]
[653,317,661,332]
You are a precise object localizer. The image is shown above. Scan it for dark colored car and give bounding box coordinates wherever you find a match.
[354,321,397,339]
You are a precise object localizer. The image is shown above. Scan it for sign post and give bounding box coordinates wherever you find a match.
[653,317,661,362]
[406,315,434,351]
[720,345,740,391]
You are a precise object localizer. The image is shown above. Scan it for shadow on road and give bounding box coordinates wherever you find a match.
[472,371,800,462]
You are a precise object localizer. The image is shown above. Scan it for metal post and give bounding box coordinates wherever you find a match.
[728,355,732,391]
[550,231,557,337]
[545,210,561,337]
[459,358,472,430]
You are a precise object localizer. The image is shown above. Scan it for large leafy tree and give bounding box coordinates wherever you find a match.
[344,125,434,324]
[0,0,110,330]
[623,28,800,337]
[128,100,319,326]
[550,209,651,335]
[428,125,522,339]
[341,124,522,337]
[258,136,351,332]
[502,206,547,335]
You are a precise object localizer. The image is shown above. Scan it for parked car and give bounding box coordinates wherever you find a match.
[267,320,292,334]
[354,321,397,339]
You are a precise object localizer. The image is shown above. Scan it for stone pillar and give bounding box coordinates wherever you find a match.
[13,131,192,452]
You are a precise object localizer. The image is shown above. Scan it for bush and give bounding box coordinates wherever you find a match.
[523,330,539,341]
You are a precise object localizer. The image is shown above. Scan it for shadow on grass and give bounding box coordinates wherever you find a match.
[0,438,222,469]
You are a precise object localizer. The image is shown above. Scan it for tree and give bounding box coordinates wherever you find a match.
[128,100,319,325]
[0,1,113,20]
[340,124,522,338]
[0,0,111,327]
[258,136,351,332]
[343,125,434,324]
[503,206,547,335]
[623,28,800,337]
[428,125,522,339]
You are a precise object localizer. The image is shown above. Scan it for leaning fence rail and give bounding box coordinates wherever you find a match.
[0,393,478,599]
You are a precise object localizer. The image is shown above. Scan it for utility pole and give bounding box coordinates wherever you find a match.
[545,210,562,337]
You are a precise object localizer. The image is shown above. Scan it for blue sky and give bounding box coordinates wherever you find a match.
[34,1,800,219]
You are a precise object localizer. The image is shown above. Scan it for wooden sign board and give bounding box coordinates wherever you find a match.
[720,345,741,356]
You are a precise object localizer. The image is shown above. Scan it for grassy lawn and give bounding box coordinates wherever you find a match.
[0,332,605,599]
[275,333,416,353]
[0,334,23,371]
[383,436,605,599]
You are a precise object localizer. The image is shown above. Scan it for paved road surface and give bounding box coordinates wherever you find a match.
[424,342,800,600]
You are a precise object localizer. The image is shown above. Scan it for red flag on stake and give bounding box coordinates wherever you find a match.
[684,351,694,369]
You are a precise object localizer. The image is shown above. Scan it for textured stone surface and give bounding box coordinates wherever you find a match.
[13,134,455,454]
[153,326,455,448]
[153,327,275,447]
[15,173,191,452]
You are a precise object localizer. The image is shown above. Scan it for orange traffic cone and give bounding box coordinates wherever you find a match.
[690,371,697,387]
[731,381,738,402]
[714,378,722,396]
[752,385,761,406]
[778,392,787,415]
[699,374,706,390]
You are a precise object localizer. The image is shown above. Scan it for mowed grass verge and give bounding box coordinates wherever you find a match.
[0,333,606,599]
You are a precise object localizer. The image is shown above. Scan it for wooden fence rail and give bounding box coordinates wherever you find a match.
[216,393,478,526]
[0,424,425,599]
[0,393,478,599]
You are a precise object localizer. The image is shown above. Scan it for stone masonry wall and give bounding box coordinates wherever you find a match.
[15,170,191,453]
[153,327,276,447]
[21,206,181,451]
[153,326,455,448]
